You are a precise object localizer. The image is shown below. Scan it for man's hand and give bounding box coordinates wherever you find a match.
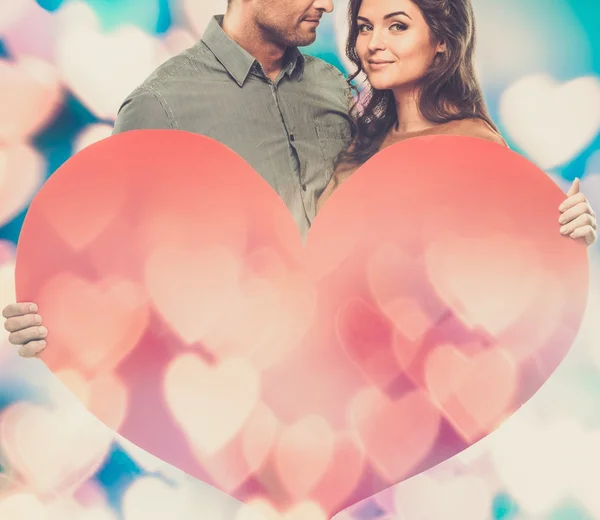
[559,178,597,247]
[2,303,47,358]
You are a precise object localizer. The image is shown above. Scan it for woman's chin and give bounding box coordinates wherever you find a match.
[366,76,421,94]
[365,75,398,91]
[369,79,394,91]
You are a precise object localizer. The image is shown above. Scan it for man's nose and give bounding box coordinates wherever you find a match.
[313,0,334,13]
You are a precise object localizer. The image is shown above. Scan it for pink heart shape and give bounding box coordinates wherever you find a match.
[15,130,589,517]
[0,402,113,494]
[37,273,150,374]
[425,344,518,442]
[0,57,61,145]
[0,144,44,228]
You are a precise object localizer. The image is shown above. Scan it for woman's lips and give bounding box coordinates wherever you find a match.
[368,60,394,69]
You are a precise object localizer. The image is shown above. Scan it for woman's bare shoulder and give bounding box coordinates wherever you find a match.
[445,118,507,146]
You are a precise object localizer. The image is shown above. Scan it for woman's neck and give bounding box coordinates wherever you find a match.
[392,87,437,134]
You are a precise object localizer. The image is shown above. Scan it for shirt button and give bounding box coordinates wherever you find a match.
[301,184,307,191]
[290,134,295,141]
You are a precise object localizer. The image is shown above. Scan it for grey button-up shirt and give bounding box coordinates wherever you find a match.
[113,15,352,238]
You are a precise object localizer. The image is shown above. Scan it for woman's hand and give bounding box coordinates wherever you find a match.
[559,178,597,247]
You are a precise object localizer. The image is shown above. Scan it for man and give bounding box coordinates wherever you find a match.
[3,0,352,357]
[2,0,598,355]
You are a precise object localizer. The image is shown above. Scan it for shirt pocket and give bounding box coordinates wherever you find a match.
[315,122,352,179]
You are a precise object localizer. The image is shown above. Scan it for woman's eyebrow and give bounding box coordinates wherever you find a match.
[357,11,412,23]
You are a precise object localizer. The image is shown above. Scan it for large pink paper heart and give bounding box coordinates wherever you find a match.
[15,130,588,517]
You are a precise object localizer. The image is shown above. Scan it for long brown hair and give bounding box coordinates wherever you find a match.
[338,0,498,167]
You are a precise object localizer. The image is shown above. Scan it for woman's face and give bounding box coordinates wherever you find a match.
[355,0,443,92]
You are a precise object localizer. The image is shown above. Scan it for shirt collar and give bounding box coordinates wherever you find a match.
[202,15,305,86]
[284,46,305,81]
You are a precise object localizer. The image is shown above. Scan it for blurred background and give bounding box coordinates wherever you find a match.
[0,0,599,518]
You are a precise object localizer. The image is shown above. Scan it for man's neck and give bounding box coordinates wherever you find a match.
[222,11,287,81]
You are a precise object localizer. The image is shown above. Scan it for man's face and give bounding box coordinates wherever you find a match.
[252,0,334,47]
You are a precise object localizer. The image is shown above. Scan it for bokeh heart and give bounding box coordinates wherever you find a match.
[15,130,589,518]
[0,56,62,145]
[55,2,169,121]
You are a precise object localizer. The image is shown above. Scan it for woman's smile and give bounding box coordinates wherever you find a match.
[367,59,395,69]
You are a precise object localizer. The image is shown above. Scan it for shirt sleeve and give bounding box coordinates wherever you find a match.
[112,87,175,135]
[346,83,355,113]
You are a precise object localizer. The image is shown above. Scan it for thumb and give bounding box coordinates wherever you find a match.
[567,177,580,197]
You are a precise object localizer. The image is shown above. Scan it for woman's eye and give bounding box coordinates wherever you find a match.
[358,24,372,32]
[390,22,407,31]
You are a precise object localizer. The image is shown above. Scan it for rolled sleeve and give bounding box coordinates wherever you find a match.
[112,88,175,135]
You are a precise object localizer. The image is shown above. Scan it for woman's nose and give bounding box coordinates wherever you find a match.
[367,29,387,51]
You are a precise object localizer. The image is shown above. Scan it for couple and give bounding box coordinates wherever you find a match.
[3,0,598,355]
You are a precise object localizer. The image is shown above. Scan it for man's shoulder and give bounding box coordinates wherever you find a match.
[302,54,348,86]
[135,41,214,93]
[114,42,217,131]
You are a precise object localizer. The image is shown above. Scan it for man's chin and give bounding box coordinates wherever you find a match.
[292,32,318,47]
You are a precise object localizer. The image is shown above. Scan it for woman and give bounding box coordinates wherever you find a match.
[317,0,597,249]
